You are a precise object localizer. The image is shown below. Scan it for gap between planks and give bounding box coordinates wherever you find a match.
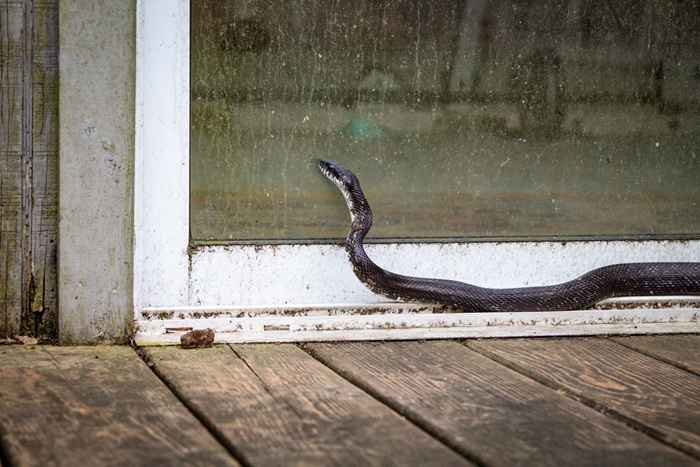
[466,336,700,460]
[303,340,696,466]
[609,334,700,376]
[297,342,489,467]
[135,336,700,466]
[135,347,254,467]
[142,343,473,467]
[7,338,685,466]
[0,345,238,466]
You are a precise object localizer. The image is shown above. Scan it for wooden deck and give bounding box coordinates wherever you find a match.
[1,336,699,466]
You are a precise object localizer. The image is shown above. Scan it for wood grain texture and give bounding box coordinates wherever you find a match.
[307,340,696,467]
[0,155,22,338]
[28,1,58,339]
[0,346,238,467]
[469,337,700,458]
[0,0,58,340]
[610,335,700,375]
[1,1,25,339]
[145,344,472,467]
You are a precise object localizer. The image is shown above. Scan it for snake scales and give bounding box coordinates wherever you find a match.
[318,159,700,312]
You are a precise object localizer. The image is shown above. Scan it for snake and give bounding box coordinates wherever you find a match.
[318,159,700,312]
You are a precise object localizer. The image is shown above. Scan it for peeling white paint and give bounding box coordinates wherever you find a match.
[189,241,700,306]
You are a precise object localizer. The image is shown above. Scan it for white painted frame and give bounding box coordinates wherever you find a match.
[134,0,699,344]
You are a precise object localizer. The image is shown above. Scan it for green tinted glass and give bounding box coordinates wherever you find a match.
[191,0,700,242]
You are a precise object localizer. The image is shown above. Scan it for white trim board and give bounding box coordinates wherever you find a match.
[135,0,190,314]
[134,0,700,344]
[134,302,699,345]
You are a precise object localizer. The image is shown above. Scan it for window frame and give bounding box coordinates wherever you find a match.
[133,0,700,345]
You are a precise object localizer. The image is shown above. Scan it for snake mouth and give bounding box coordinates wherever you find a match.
[317,159,367,224]
[317,159,340,181]
[318,158,348,193]
[318,159,351,192]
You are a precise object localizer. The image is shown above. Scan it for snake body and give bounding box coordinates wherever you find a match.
[318,159,700,312]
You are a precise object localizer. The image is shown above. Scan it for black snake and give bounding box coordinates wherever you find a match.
[318,159,700,312]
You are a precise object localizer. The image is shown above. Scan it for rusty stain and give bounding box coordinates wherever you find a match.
[263,324,291,331]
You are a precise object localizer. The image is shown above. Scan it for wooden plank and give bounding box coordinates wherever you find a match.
[0,1,25,340]
[29,1,58,339]
[29,151,57,338]
[307,340,697,467]
[145,344,472,467]
[469,337,700,459]
[0,155,22,339]
[610,335,700,375]
[0,346,239,466]
[0,0,58,340]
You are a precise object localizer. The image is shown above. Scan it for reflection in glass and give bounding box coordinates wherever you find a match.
[191,0,699,242]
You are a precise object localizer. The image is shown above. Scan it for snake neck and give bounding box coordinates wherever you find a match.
[345,218,374,270]
[345,219,401,299]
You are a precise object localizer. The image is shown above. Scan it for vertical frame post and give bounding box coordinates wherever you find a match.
[134,0,190,314]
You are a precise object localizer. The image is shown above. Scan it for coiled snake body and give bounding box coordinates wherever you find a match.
[318,159,700,312]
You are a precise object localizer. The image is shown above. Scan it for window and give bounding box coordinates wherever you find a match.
[190,0,699,242]
[134,0,700,344]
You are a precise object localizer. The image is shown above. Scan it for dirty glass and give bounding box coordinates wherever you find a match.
[190,0,700,242]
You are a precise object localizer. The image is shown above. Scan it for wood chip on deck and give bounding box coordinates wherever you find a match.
[0,346,238,467]
[468,337,700,459]
[307,340,696,467]
[145,344,471,467]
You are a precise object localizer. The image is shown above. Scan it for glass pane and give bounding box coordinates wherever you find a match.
[191,0,700,242]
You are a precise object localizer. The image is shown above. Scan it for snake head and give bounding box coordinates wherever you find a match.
[317,159,372,228]
[318,159,355,188]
